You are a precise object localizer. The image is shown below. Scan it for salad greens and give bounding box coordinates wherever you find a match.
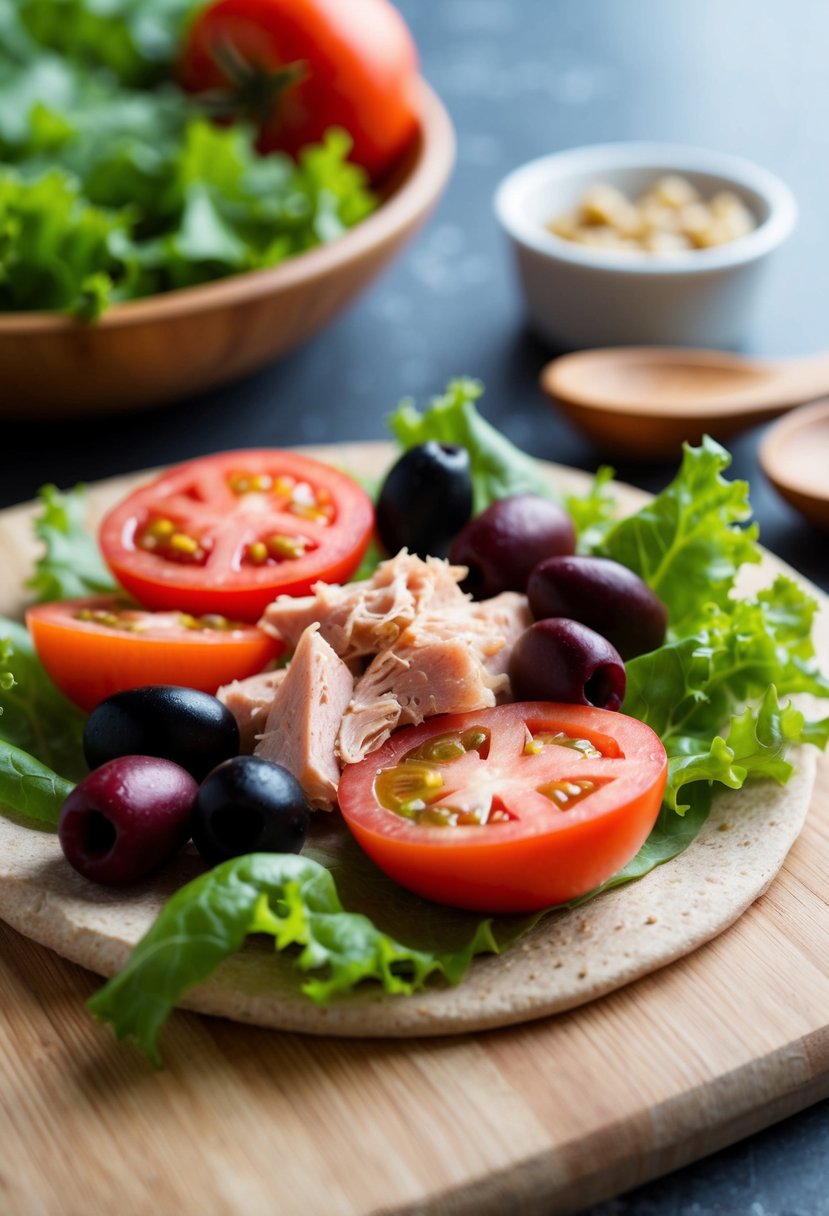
[0,0,376,317]
[87,851,508,1065]
[389,378,553,515]
[27,484,119,602]
[593,436,762,632]
[0,620,85,822]
[587,439,829,814]
[0,618,87,782]
[1,389,828,1060]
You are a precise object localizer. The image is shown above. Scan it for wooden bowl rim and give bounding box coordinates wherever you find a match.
[0,78,454,334]
[759,396,829,499]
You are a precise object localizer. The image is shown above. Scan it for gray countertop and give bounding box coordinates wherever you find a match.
[3,2,827,1210]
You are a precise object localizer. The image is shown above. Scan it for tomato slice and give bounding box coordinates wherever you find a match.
[98,450,375,621]
[25,595,282,713]
[338,703,668,913]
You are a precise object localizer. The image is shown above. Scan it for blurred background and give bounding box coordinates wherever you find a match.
[3,0,828,600]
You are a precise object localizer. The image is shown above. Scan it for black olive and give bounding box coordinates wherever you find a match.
[83,686,240,782]
[191,756,310,866]
[376,442,474,558]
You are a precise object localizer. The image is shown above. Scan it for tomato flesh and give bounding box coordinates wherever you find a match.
[98,450,375,621]
[179,0,420,178]
[338,703,668,913]
[26,595,282,712]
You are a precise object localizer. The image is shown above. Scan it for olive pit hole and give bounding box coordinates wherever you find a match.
[82,811,118,859]
[584,665,621,710]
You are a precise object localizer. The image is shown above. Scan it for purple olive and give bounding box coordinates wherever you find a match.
[59,756,198,886]
[527,556,667,659]
[449,494,576,599]
[508,618,626,710]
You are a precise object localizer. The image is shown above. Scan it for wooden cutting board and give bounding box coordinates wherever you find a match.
[0,446,827,1216]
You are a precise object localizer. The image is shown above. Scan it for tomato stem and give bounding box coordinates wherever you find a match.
[195,38,308,125]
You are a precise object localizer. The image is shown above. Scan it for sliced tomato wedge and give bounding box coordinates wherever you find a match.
[25,595,282,712]
[98,450,375,621]
[338,703,668,913]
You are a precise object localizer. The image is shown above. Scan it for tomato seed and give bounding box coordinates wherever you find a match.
[537,779,598,811]
[267,534,310,560]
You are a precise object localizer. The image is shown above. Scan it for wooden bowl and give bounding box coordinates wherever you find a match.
[759,398,829,530]
[0,81,454,420]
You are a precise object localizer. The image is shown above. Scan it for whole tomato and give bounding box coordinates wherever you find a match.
[179,0,421,178]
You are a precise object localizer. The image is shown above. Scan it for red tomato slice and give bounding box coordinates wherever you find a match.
[98,450,375,622]
[26,595,282,713]
[179,0,420,178]
[338,703,668,913]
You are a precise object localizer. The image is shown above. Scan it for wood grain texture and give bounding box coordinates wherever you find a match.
[0,82,454,419]
[540,347,829,460]
[0,445,827,1216]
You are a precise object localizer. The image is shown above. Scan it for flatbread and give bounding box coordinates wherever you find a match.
[0,445,823,1038]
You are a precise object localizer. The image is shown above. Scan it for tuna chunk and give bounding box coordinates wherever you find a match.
[336,612,507,765]
[217,669,287,753]
[469,592,533,685]
[260,551,470,665]
[255,624,354,811]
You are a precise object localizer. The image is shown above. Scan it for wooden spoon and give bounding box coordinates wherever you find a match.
[759,397,829,531]
[540,346,829,460]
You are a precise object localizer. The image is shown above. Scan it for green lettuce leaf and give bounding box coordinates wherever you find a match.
[0,169,126,316]
[16,0,199,86]
[388,378,553,515]
[0,617,87,782]
[0,741,74,826]
[87,852,508,1064]
[0,4,378,318]
[565,465,617,552]
[593,436,761,633]
[27,483,119,602]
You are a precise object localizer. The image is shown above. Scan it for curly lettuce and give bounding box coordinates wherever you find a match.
[0,620,84,821]
[87,852,510,1065]
[0,1,377,317]
[27,484,119,602]
[388,378,553,514]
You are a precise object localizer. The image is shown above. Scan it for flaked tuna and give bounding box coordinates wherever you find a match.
[260,551,470,665]
[469,592,533,685]
[217,669,287,753]
[255,624,354,811]
[336,611,508,765]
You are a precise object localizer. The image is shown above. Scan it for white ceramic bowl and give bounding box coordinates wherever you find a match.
[494,142,797,349]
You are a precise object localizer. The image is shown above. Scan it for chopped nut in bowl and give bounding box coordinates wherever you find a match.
[549,176,757,254]
[494,143,797,348]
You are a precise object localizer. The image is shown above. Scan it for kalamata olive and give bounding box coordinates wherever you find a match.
[449,494,575,599]
[83,685,240,782]
[527,556,668,659]
[376,442,474,558]
[59,756,198,886]
[508,618,626,710]
[191,756,310,867]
